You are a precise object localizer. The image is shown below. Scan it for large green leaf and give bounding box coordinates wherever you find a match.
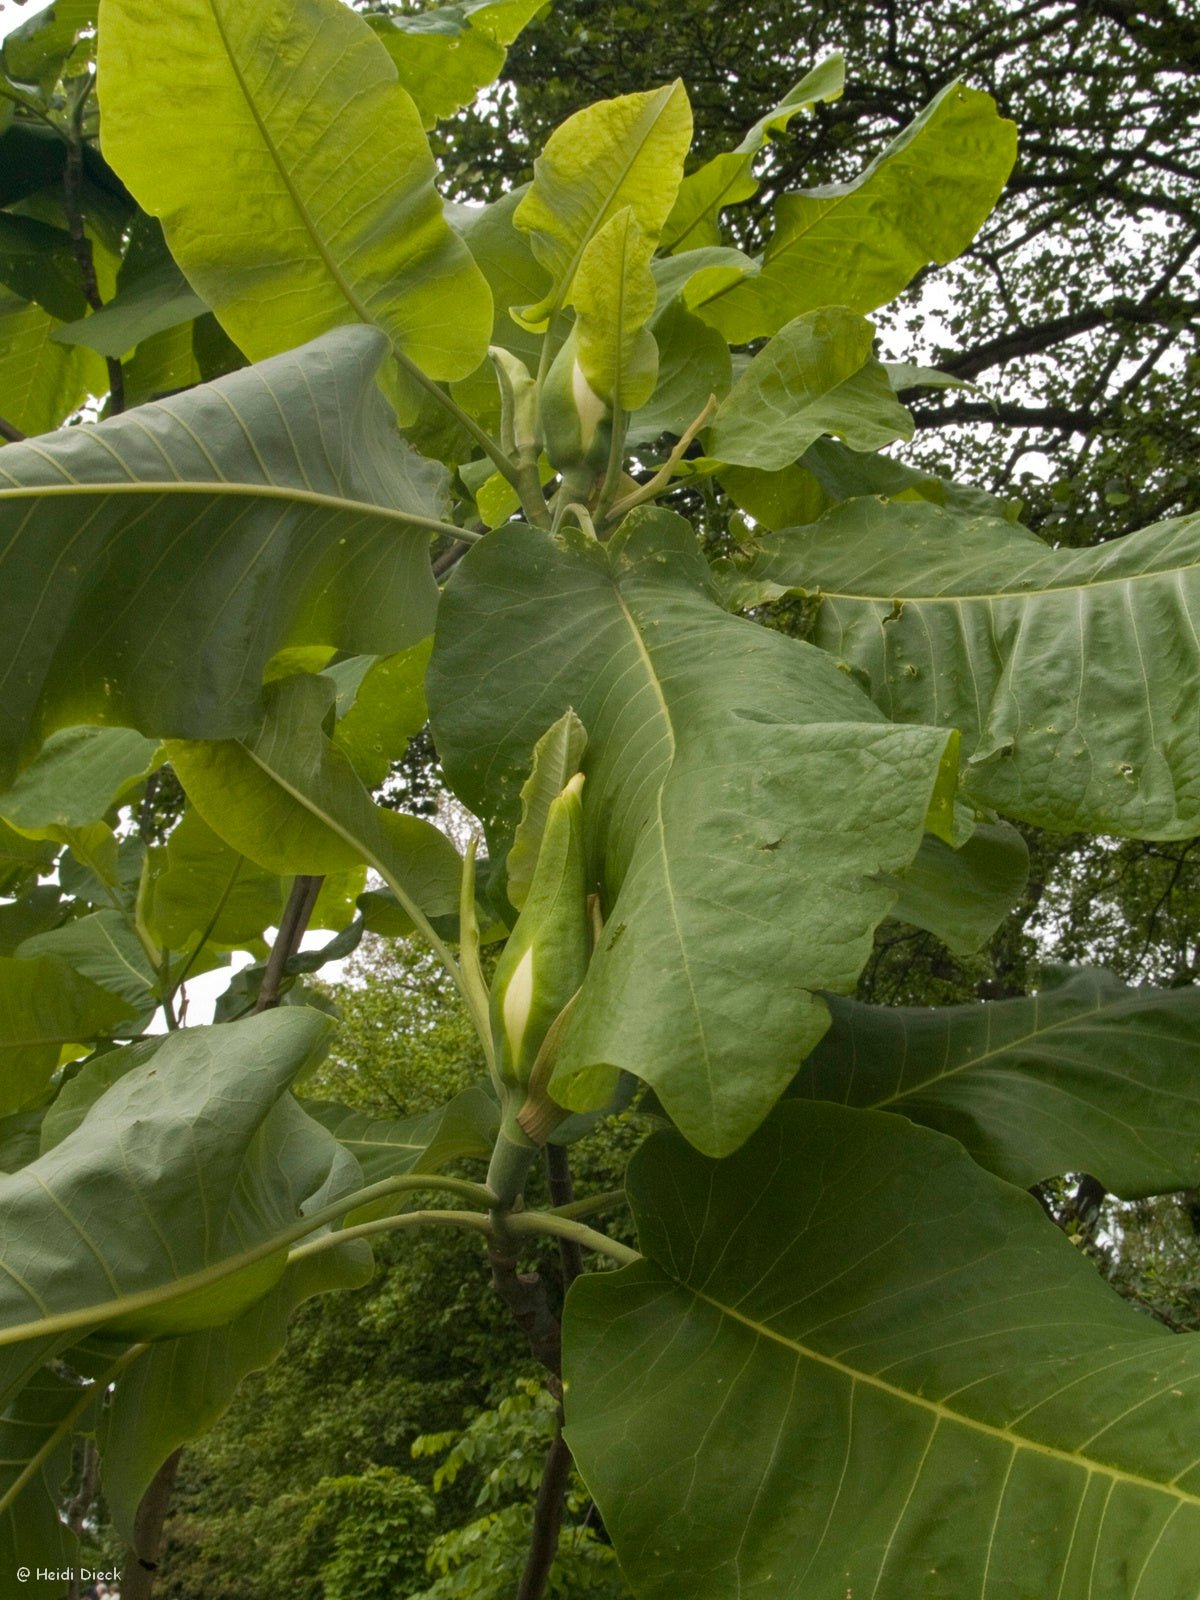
[0,291,103,438]
[167,673,461,917]
[513,82,692,325]
[746,498,1200,838]
[429,509,956,1155]
[0,953,135,1115]
[566,1101,1200,1600]
[0,1364,100,1594]
[98,1134,370,1542]
[693,83,1017,343]
[52,215,208,359]
[794,968,1200,1197]
[0,726,158,832]
[0,214,88,322]
[308,1083,498,1219]
[18,909,158,1014]
[98,0,492,385]
[706,308,911,470]
[146,807,285,952]
[0,1011,371,1414]
[572,207,659,410]
[366,0,546,130]
[0,326,445,788]
[890,819,1029,955]
[625,298,730,449]
[662,57,845,253]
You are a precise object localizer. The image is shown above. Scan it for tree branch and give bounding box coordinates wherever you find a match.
[0,414,25,444]
[63,87,125,417]
[254,874,324,1013]
[120,1448,182,1600]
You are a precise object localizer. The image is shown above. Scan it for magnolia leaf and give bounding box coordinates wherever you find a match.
[506,710,589,913]
[748,498,1200,838]
[308,1083,499,1219]
[0,292,104,440]
[513,82,693,325]
[0,727,158,832]
[52,216,208,358]
[573,207,659,410]
[448,186,548,426]
[326,640,431,789]
[39,1039,162,1154]
[795,969,1200,1197]
[662,56,845,253]
[890,819,1029,955]
[694,82,1018,343]
[367,0,546,129]
[17,910,158,1014]
[147,808,285,953]
[706,309,910,470]
[0,954,135,1115]
[99,0,493,385]
[168,674,460,920]
[0,1011,372,1414]
[0,1364,99,1593]
[0,888,61,959]
[429,509,956,1155]
[0,214,88,322]
[99,1135,370,1542]
[566,1101,1200,1600]
[0,327,445,787]
[626,298,731,449]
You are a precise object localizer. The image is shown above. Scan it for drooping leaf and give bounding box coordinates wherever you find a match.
[693,82,1018,343]
[706,308,911,470]
[794,969,1200,1197]
[447,186,547,426]
[625,298,731,449]
[0,326,445,787]
[0,727,158,832]
[429,509,957,1155]
[0,214,88,322]
[98,0,493,386]
[0,888,62,958]
[506,710,589,913]
[146,808,284,954]
[0,953,135,1115]
[0,1364,100,1594]
[0,291,103,438]
[572,207,659,410]
[366,0,546,129]
[890,819,1029,955]
[1,0,96,91]
[167,673,460,920]
[566,1101,1200,1600]
[0,1010,372,1413]
[513,82,692,326]
[99,1134,371,1542]
[52,215,208,359]
[325,640,431,789]
[747,498,1200,838]
[307,1083,499,1218]
[17,909,157,1014]
[39,1038,161,1153]
[662,56,845,253]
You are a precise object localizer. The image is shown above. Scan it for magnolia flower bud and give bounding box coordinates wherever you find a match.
[489,772,589,1094]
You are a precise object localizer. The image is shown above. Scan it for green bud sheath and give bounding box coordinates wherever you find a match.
[490,772,590,1095]
[540,334,613,480]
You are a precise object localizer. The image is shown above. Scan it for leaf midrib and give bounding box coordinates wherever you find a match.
[205,0,376,331]
[0,480,446,532]
[867,988,1161,1109]
[688,1284,1200,1508]
[783,556,1200,606]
